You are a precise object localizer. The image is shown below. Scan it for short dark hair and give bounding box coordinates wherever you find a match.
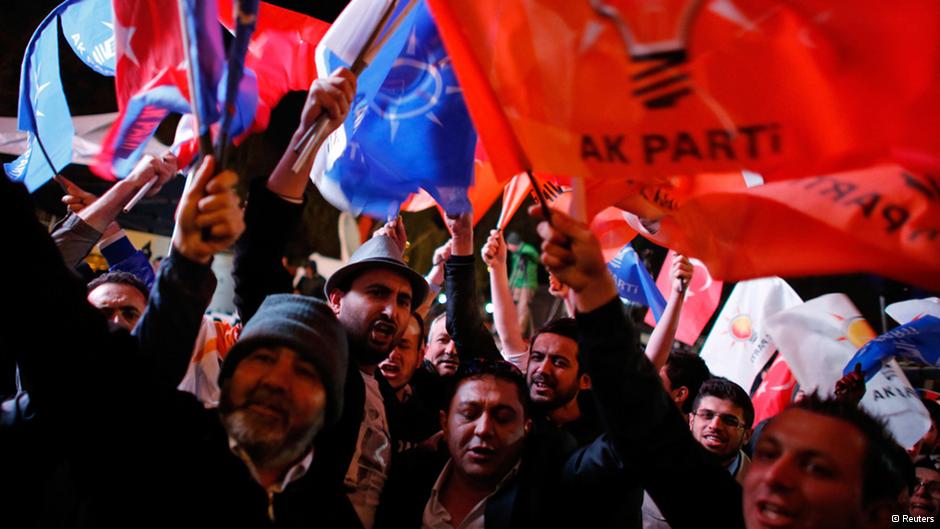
[306,259,318,274]
[792,393,913,506]
[87,271,149,301]
[693,377,755,429]
[529,317,580,370]
[664,351,711,414]
[448,358,530,418]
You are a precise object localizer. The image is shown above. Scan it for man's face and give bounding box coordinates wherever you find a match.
[910,467,940,518]
[690,395,750,463]
[220,345,327,466]
[87,282,147,331]
[744,409,868,529]
[443,375,530,487]
[378,316,425,391]
[426,316,458,376]
[330,268,413,366]
[526,332,581,408]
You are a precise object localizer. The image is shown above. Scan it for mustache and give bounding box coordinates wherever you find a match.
[531,373,556,386]
[241,385,291,418]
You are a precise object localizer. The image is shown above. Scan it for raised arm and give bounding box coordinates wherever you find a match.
[50,154,176,269]
[644,254,693,371]
[133,156,244,389]
[443,211,501,362]
[481,229,527,368]
[233,68,355,322]
[533,205,744,529]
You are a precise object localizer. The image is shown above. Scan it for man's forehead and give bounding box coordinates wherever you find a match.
[350,268,413,293]
[88,283,146,304]
[531,333,578,360]
[765,409,867,458]
[454,376,524,408]
[696,396,744,415]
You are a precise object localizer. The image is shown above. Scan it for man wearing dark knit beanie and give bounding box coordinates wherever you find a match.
[218,294,348,490]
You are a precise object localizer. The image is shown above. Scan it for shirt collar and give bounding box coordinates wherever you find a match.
[228,437,315,493]
[726,450,743,476]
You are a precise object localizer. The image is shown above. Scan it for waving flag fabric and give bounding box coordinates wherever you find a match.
[312,0,477,219]
[216,0,329,135]
[766,293,930,448]
[750,353,797,425]
[887,298,940,326]
[700,277,802,392]
[644,250,723,345]
[643,165,940,291]
[94,0,261,178]
[844,316,940,380]
[427,0,940,194]
[607,244,666,320]
[4,0,114,191]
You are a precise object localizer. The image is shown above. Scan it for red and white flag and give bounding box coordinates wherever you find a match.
[886,297,940,326]
[644,250,723,344]
[766,293,930,449]
[750,353,797,425]
[700,277,802,392]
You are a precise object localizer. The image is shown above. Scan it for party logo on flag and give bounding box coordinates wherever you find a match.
[700,277,802,392]
[313,0,476,219]
[766,293,930,449]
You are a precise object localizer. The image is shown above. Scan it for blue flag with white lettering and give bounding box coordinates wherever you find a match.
[607,243,667,321]
[844,315,940,380]
[313,0,476,218]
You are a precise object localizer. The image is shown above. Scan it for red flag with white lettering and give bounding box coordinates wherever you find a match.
[428,0,940,201]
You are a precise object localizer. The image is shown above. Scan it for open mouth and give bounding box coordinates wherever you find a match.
[754,500,797,527]
[379,363,401,375]
[467,446,496,462]
[371,321,397,341]
[246,402,287,421]
[910,502,934,515]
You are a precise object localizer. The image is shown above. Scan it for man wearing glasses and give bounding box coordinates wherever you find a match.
[643,377,753,529]
[688,377,755,483]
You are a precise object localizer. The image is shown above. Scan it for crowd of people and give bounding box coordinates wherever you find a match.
[2,67,939,529]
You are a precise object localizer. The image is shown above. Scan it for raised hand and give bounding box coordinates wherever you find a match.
[444,210,473,256]
[55,175,98,214]
[529,205,616,313]
[672,254,694,294]
[173,156,245,264]
[373,216,408,254]
[481,230,507,270]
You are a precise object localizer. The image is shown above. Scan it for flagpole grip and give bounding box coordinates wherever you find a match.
[291,117,331,174]
[123,178,156,213]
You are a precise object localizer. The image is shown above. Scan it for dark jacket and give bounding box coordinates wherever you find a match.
[0,176,341,528]
[375,297,744,529]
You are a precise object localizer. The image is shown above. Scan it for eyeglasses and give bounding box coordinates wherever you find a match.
[914,479,940,497]
[692,409,746,429]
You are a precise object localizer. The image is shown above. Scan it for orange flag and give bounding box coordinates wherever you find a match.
[428,0,940,209]
[646,166,940,291]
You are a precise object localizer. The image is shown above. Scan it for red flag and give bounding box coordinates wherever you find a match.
[644,250,723,345]
[750,354,797,425]
[216,0,329,136]
[645,165,940,291]
[427,0,940,201]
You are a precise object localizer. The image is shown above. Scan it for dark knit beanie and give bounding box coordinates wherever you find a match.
[219,294,348,427]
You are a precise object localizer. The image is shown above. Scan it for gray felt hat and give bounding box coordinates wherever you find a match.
[220,294,348,427]
[324,235,429,308]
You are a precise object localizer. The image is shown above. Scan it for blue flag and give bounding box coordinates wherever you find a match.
[180,0,224,143]
[844,315,940,380]
[5,0,115,191]
[607,244,667,321]
[313,0,477,218]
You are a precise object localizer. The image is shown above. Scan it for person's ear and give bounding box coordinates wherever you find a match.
[439,410,448,433]
[578,373,592,391]
[327,289,343,315]
[672,386,689,407]
[524,418,533,436]
[742,428,752,446]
